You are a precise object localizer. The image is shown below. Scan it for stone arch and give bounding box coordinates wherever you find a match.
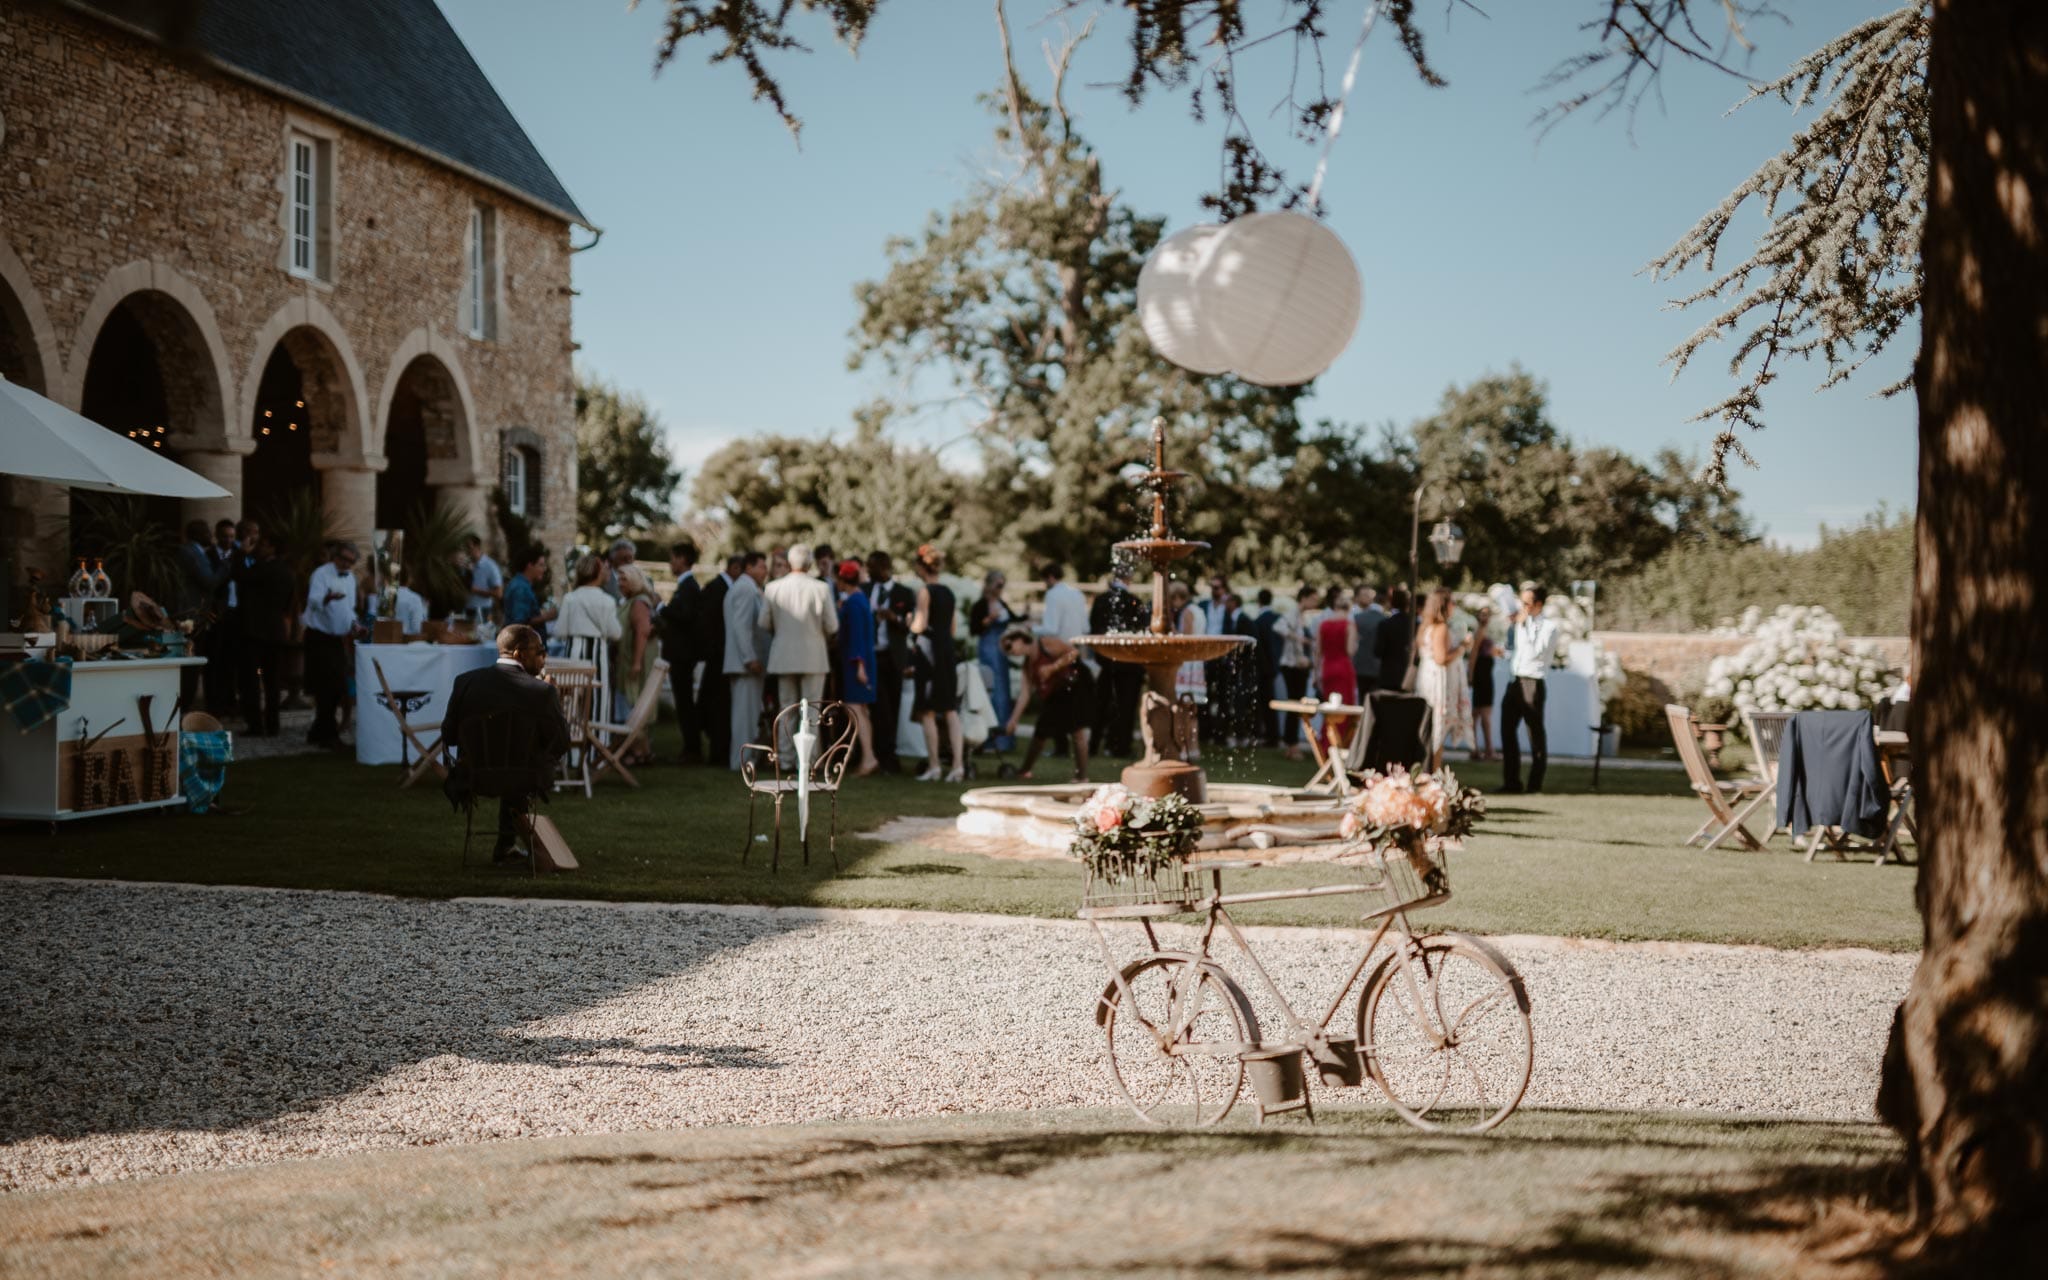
[60,260,236,443]
[0,236,59,394]
[370,327,477,487]
[240,295,371,460]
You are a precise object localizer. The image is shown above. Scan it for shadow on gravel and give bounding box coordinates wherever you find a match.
[0,881,802,1148]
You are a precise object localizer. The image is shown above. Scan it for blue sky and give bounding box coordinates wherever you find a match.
[442,0,1917,548]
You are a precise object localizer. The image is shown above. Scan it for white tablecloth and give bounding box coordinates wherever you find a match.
[354,643,498,766]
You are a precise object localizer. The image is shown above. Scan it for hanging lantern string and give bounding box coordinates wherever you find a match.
[1304,0,1386,213]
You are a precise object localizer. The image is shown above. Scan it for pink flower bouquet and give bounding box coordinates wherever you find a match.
[1070,784,1205,882]
[1339,766,1486,897]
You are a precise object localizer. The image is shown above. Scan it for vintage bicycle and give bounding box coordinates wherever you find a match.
[1080,839,1534,1133]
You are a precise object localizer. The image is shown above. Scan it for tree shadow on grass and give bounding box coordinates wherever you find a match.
[527,1114,1907,1275]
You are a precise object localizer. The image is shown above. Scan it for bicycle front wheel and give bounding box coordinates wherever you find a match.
[1099,953,1258,1128]
[1358,934,1532,1133]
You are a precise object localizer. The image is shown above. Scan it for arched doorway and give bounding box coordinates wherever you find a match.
[71,290,230,585]
[243,324,365,542]
[1,255,61,605]
[377,355,469,528]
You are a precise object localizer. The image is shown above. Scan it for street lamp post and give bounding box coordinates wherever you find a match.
[1408,481,1466,654]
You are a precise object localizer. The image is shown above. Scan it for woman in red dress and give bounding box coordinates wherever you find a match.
[1315,589,1359,747]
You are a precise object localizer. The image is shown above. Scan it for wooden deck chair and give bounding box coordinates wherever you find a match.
[546,665,602,798]
[740,700,858,871]
[1665,704,1767,851]
[590,659,668,788]
[1737,709,1794,842]
[372,658,446,788]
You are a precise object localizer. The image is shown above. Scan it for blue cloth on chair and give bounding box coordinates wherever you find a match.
[1775,710,1888,838]
[1,657,72,733]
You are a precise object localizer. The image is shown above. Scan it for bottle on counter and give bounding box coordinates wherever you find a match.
[89,559,112,598]
[68,559,93,599]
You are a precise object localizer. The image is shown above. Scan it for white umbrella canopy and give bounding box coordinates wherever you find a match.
[0,377,229,499]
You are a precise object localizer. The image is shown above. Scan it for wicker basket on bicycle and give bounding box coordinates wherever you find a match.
[1338,767,1485,917]
[1071,785,1208,917]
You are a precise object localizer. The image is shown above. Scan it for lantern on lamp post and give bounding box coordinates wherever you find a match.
[1428,519,1466,570]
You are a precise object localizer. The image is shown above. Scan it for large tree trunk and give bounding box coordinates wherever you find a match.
[1884,0,2048,1257]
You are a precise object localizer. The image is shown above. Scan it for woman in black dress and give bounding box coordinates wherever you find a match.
[909,544,965,782]
[1469,606,1499,762]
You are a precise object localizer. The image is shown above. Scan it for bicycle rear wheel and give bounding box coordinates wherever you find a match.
[1099,953,1258,1127]
[1358,934,1532,1133]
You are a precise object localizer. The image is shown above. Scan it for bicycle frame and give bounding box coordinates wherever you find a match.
[1090,865,1451,1065]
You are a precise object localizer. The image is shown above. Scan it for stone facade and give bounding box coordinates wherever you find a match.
[0,1,580,584]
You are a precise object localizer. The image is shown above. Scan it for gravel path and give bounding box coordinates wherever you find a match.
[0,878,1912,1191]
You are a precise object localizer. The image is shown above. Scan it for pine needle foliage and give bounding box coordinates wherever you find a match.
[1645,4,1928,484]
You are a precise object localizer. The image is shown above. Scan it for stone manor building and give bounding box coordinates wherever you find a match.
[0,0,588,581]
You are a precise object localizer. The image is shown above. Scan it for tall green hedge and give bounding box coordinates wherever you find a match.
[1603,511,1912,636]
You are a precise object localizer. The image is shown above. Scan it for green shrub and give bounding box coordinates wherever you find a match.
[1604,510,1911,635]
[1607,668,1674,746]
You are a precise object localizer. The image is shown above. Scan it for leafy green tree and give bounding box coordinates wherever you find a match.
[849,10,1305,575]
[575,373,681,545]
[690,411,978,561]
[1406,369,1746,589]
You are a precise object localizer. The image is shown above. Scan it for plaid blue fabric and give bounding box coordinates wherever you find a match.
[1,657,73,733]
[180,729,234,814]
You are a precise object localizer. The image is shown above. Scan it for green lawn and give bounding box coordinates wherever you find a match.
[2,723,1920,951]
[0,1109,1904,1278]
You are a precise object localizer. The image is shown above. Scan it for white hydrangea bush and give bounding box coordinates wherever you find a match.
[1703,604,1899,719]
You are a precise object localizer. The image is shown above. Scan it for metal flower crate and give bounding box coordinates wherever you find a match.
[1078,864,1207,917]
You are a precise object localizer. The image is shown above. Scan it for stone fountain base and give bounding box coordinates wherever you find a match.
[956,781,1345,854]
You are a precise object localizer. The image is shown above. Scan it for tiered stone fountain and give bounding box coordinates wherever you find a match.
[957,418,1343,853]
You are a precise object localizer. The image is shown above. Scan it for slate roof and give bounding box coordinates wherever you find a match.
[66,0,588,226]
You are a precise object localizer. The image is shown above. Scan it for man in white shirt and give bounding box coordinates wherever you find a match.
[464,535,502,618]
[301,541,360,748]
[1037,562,1090,646]
[1501,584,1560,794]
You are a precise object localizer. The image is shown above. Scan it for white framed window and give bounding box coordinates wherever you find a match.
[285,131,334,281]
[465,204,498,339]
[503,441,540,518]
[503,445,528,516]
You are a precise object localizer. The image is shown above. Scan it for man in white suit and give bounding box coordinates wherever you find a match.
[763,543,839,754]
[722,550,770,769]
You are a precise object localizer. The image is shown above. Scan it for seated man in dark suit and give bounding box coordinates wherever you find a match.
[443,625,572,863]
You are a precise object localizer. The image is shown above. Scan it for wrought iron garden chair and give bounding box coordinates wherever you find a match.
[740,700,857,872]
[1666,704,1767,851]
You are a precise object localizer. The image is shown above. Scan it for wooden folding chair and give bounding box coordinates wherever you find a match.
[1666,704,1767,851]
[372,658,446,788]
[1736,709,1793,843]
[546,664,600,798]
[590,659,668,788]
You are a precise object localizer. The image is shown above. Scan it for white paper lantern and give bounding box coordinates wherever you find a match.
[1195,211,1362,387]
[1136,223,1233,376]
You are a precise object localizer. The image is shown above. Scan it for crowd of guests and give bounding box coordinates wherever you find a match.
[173,514,1558,793]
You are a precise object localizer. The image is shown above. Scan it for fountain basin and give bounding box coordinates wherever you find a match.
[1081,633,1252,665]
[957,782,1345,853]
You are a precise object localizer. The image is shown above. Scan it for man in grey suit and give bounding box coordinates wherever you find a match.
[722,550,771,769]
[1351,584,1386,694]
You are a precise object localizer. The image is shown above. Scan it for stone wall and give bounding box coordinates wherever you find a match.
[0,2,578,574]
[1594,631,1913,697]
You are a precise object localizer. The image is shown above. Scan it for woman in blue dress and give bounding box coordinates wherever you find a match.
[968,570,1017,751]
[835,559,881,776]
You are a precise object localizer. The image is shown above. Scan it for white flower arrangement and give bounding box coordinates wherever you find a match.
[1702,604,1899,723]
